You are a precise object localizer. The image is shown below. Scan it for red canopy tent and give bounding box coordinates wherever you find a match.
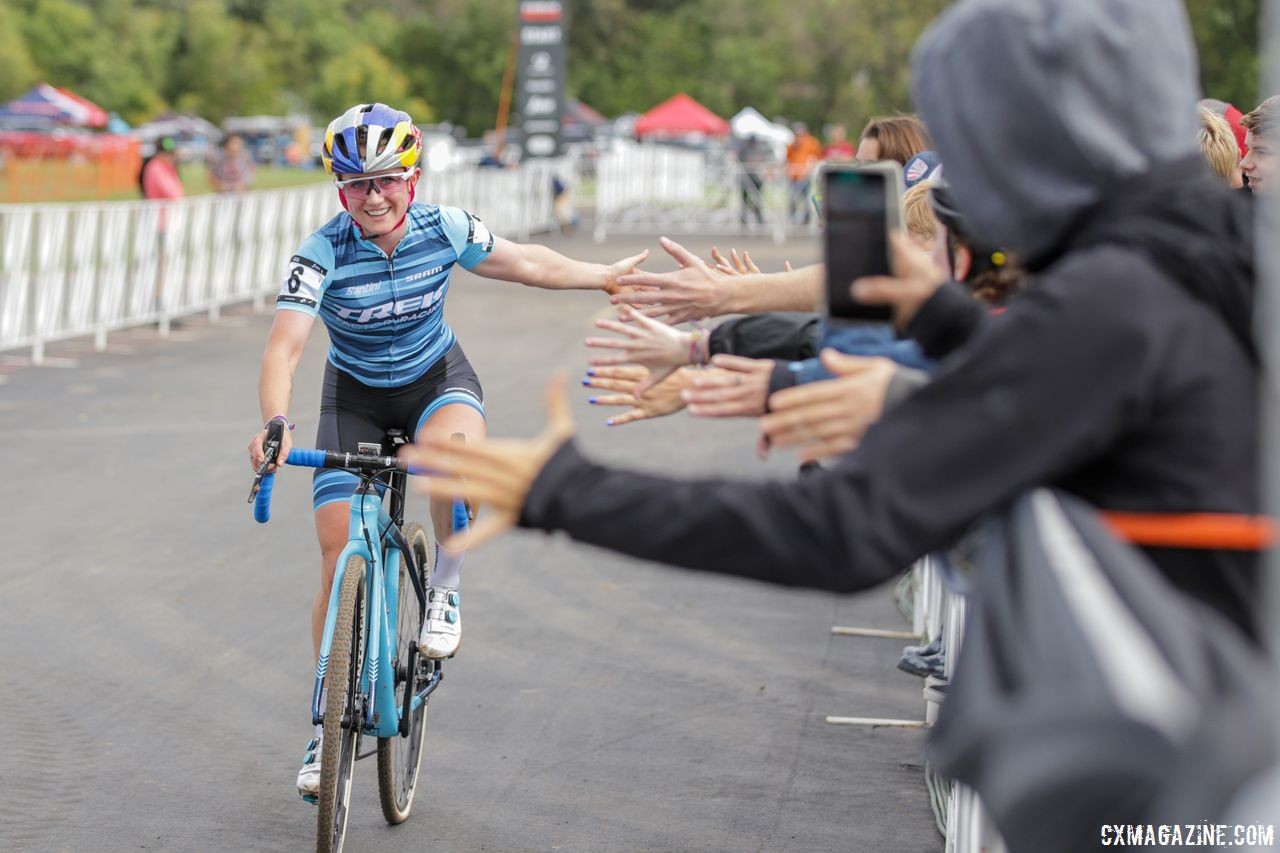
[634,93,730,138]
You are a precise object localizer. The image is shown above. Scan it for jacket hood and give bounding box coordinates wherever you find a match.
[911,0,1202,264]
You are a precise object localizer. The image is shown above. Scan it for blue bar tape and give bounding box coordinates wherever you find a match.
[253,473,274,523]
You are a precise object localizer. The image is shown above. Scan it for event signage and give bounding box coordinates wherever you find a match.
[515,0,566,158]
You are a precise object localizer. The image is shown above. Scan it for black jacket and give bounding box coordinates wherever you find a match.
[523,174,1261,639]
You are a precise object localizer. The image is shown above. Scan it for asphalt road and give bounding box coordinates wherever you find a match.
[0,227,942,852]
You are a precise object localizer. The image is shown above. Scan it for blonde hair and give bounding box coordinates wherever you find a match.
[902,181,939,246]
[1198,106,1240,184]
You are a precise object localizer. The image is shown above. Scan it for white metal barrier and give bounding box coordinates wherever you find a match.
[826,555,1006,852]
[593,141,818,244]
[0,161,563,363]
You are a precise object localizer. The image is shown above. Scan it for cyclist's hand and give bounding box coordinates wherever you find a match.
[584,305,692,395]
[851,232,947,331]
[602,249,650,296]
[682,354,773,418]
[248,424,292,473]
[584,365,692,426]
[612,236,732,325]
[759,350,896,460]
[404,374,576,550]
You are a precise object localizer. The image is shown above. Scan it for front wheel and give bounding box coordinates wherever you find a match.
[317,554,366,853]
[377,522,431,824]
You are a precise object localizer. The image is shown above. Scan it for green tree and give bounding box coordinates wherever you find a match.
[169,0,285,120]
[1185,0,1262,110]
[309,42,429,124]
[0,1,40,101]
[393,0,505,134]
[20,0,106,91]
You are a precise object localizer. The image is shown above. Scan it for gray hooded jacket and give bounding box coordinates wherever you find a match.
[912,0,1201,264]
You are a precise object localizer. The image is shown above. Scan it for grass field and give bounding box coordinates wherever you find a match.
[0,160,329,204]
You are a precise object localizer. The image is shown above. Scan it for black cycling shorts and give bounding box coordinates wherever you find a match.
[311,342,484,509]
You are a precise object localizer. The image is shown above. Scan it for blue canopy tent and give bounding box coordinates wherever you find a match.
[0,83,108,127]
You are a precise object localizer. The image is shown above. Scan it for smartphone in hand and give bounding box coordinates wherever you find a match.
[821,162,904,322]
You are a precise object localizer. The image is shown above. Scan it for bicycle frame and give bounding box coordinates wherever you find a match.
[249,434,455,744]
[310,476,443,738]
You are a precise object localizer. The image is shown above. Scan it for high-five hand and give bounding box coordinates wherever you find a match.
[759,350,896,460]
[612,237,731,324]
[403,375,576,549]
[584,305,695,395]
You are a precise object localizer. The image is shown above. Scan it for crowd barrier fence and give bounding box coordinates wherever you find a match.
[0,159,564,363]
[593,142,820,244]
[827,555,1006,852]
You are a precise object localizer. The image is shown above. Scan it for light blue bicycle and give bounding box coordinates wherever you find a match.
[249,422,465,853]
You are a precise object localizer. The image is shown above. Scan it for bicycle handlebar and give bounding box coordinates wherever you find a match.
[250,446,436,524]
[253,472,275,523]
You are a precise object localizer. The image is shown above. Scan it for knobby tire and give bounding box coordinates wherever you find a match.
[316,554,366,853]
[377,522,431,824]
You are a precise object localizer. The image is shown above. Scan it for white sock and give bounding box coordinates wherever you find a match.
[432,541,465,590]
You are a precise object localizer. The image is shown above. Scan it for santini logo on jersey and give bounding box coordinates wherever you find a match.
[335,289,445,324]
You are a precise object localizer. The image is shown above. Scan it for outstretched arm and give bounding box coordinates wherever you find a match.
[470,236,648,293]
[612,237,821,323]
[406,264,1148,595]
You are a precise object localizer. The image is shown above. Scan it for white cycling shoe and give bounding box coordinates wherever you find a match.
[297,736,322,802]
[419,586,461,659]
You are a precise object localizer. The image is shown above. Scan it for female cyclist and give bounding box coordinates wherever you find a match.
[245,103,646,798]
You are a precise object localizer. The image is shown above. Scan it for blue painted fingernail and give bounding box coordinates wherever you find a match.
[588,396,598,404]
[606,418,615,426]
[586,368,596,376]
[582,379,591,386]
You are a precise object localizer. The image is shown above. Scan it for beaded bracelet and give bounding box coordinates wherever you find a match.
[687,326,709,367]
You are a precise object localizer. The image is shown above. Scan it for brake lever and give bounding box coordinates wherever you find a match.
[247,423,285,503]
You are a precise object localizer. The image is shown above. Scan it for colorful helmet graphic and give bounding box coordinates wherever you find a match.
[322,103,422,176]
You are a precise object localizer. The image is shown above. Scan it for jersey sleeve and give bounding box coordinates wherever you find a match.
[439,206,497,270]
[276,233,335,317]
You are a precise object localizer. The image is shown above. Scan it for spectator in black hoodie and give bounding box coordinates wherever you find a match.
[406,0,1263,641]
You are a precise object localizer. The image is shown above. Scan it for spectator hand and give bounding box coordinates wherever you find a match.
[584,305,693,394]
[583,365,692,426]
[613,237,731,325]
[682,354,773,418]
[404,374,576,549]
[709,246,761,276]
[851,232,947,330]
[759,350,895,460]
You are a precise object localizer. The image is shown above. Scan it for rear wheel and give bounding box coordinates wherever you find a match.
[317,555,366,853]
[377,523,431,824]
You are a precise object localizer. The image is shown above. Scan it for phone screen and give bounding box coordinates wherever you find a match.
[823,168,892,322]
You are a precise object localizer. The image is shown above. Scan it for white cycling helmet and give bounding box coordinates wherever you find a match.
[322,103,422,176]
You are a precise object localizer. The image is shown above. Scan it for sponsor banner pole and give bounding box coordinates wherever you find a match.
[515,0,567,159]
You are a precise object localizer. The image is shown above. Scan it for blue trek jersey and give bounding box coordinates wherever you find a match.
[275,203,496,387]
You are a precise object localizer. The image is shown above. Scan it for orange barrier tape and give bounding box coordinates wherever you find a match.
[1099,512,1276,550]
